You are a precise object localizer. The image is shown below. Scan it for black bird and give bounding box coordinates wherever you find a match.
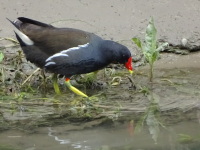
[8,17,133,97]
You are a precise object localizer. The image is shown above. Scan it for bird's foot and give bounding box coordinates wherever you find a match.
[65,78,88,97]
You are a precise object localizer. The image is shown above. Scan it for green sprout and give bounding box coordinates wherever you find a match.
[0,52,4,63]
[178,134,196,144]
[132,17,168,82]
[0,52,5,83]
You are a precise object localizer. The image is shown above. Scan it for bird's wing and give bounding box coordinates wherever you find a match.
[10,17,92,55]
[44,43,98,77]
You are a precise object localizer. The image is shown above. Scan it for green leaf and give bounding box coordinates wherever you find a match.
[144,52,152,63]
[145,17,157,53]
[132,37,142,49]
[0,52,4,62]
[151,51,159,63]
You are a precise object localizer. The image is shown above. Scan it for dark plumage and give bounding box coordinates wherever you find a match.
[8,17,133,97]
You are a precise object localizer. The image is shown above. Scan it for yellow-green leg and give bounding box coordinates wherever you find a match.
[52,74,61,95]
[41,69,46,88]
[65,78,88,97]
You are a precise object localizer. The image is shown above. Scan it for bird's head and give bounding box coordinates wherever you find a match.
[101,40,133,74]
[119,48,133,75]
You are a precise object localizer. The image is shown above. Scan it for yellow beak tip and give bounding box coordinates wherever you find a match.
[129,70,134,75]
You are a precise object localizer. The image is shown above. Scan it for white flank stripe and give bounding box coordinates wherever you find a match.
[14,28,34,45]
[46,53,68,62]
[45,43,89,63]
[61,43,89,53]
[45,62,56,67]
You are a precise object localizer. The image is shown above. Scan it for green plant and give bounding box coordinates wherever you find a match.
[0,52,5,83]
[132,17,168,82]
[178,134,196,143]
[0,52,4,63]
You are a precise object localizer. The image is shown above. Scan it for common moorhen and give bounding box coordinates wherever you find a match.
[8,17,133,97]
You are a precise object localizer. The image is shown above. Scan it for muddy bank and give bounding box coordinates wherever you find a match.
[1,36,200,130]
[0,53,200,130]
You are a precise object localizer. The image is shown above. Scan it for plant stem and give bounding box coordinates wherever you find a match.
[149,63,153,82]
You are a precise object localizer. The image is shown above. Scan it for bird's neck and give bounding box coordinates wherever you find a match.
[99,40,120,62]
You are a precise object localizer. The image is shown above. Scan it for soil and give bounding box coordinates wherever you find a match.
[1,0,200,52]
[0,0,200,129]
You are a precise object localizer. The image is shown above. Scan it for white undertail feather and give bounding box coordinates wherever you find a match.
[14,28,34,45]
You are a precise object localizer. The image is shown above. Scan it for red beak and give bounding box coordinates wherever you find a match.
[125,57,133,74]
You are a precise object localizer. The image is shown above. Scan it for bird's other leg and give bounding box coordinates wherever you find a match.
[52,73,61,95]
[76,71,99,85]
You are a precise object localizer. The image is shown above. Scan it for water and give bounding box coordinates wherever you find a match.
[0,118,200,150]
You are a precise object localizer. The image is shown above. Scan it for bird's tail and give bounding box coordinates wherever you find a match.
[6,18,22,30]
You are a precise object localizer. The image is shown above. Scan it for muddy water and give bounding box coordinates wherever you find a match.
[0,121,200,150]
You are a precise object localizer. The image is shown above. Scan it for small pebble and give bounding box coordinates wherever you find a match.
[181,38,187,47]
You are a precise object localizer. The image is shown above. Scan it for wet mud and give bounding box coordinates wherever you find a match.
[0,51,200,130]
